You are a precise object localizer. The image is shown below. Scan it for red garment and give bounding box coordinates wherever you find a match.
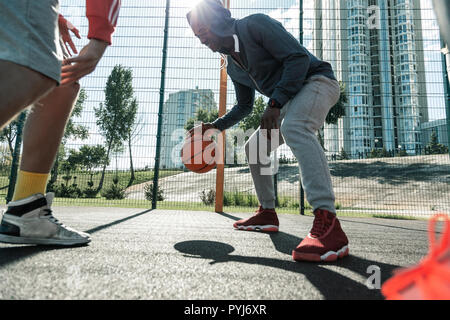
[86,0,121,44]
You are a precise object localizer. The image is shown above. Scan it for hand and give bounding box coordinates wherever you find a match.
[58,15,81,56]
[60,39,109,85]
[260,107,280,140]
[187,123,217,139]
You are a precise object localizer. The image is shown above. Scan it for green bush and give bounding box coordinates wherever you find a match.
[223,191,259,207]
[53,183,82,198]
[199,189,215,205]
[223,192,233,206]
[278,196,292,208]
[102,177,127,200]
[82,187,98,198]
[82,180,98,198]
[245,194,259,207]
[232,191,247,206]
[144,183,164,202]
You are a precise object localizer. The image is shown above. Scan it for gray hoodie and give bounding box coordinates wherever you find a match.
[189,0,336,131]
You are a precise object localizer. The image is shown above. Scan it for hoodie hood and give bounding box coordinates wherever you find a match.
[187,0,236,38]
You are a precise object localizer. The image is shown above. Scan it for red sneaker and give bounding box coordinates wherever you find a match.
[292,209,349,262]
[233,206,279,232]
[381,213,450,300]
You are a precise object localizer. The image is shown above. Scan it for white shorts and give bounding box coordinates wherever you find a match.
[0,0,62,83]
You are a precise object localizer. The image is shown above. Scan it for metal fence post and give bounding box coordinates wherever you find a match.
[6,111,27,203]
[442,41,450,155]
[299,0,305,215]
[152,0,170,210]
[274,149,279,207]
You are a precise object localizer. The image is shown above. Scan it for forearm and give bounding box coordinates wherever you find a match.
[212,104,253,131]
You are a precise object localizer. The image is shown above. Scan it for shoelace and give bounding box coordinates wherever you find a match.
[382,213,450,299]
[42,208,63,226]
[310,210,332,238]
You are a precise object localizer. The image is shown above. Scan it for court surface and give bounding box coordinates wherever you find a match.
[0,207,434,300]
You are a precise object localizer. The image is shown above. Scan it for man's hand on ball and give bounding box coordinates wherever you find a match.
[188,123,216,138]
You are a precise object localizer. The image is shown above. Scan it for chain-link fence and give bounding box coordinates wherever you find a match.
[0,0,449,217]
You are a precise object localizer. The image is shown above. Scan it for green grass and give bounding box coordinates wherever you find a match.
[0,190,424,220]
[1,197,420,220]
[0,169,181,197]
[0,181,423,220]
[53,169,182,190]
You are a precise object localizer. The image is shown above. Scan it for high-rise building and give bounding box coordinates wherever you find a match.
[314,0,428,158]
[159,87,217,169]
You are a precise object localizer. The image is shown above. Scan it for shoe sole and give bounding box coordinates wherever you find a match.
[233,224,279,233]
[0,234,91,246]
[292,245,349,262]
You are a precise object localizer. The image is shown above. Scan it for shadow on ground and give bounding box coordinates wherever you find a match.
[174,238,398,300]
[0,209,153,268]
[172,211,403,300]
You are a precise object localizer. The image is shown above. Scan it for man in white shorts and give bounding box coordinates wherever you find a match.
[0,0,121,246]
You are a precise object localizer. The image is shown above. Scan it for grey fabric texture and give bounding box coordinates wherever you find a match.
[0,0,61,82]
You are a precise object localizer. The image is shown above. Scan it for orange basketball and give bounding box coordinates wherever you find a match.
[181,134,217,173]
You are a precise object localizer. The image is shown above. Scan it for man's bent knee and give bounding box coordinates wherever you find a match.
[280,121,313,146]
[55,81,81,101]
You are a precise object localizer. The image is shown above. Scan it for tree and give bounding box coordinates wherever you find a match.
[338,148,350,160]
[125,98,140,187]
[49,88,89,186]
[317,130,326,151]
[75,145,109,182]
[425,132,448,155]
[0,115,21,158]
[0,145,12,173]
[95,65,137,192]
[64,88,89,142]
[59,150,80,187]
[326,81,348,125]
[65,145,108,198]
[184,108,219,131]
[380,147,391,158]
[239,96,266,132]
[318,81,348,151]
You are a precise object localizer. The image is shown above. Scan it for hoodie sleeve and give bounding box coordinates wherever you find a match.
[212,80,255,132]
[86,0,121,45]
[247,14,310,107]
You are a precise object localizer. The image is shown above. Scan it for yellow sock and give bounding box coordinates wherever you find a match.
[12,170,49,201]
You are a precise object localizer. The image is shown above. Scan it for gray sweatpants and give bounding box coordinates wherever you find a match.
[244,75,340,213]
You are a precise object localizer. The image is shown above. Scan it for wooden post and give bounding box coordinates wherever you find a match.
[215,0,230,213]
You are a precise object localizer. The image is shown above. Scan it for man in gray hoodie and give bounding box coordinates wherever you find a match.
[187,0,349,262]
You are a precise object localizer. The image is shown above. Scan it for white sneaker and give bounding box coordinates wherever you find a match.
[0,193,90,246]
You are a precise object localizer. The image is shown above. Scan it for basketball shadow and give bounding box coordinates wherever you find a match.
[174,240,397,299]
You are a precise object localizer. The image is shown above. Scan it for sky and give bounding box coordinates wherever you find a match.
[58,0,447,170]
